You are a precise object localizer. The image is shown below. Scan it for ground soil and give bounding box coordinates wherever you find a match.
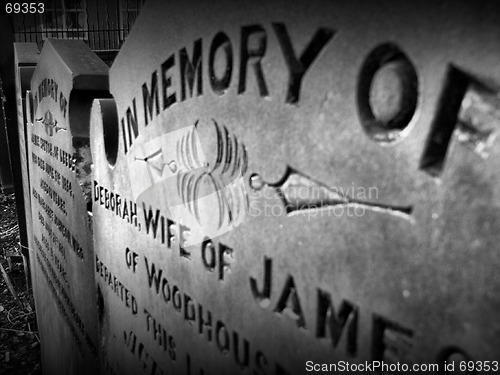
[0,191,41,375]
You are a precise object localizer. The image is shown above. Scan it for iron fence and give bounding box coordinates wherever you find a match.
[11,0,144,61]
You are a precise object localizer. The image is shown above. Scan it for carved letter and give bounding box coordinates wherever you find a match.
[142,70,159,125]
[238,25,269,96]
[209,32,233,95]
[316,289,358,357]
[273,23,335,104]
[179,39,203,101]
[274,275,306,328]
[250,257,272,308]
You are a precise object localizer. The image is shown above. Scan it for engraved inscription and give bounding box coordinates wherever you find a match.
[121,22,334,154]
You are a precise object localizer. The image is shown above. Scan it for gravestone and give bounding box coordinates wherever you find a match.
[91,1,500,374]
[14,42,40,285]
[27,39,109,375]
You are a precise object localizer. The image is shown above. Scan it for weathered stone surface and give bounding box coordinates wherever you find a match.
[28,39,108,375]
[91,1,500,374]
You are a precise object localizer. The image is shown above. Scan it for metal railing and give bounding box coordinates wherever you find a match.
[12,0,144,59]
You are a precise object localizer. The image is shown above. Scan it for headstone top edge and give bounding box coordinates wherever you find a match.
[40,38,109,80]
[13,43,40,65]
